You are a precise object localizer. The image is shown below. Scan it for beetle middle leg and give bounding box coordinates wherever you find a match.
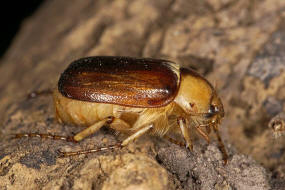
[71,116,132,142]
[72,116,115,142]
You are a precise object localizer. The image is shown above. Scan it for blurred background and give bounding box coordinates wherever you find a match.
[0,1,43,58]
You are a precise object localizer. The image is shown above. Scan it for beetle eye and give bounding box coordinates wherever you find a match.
[206,105,218,118]
[214,105,219,112]
[209,105,216,113]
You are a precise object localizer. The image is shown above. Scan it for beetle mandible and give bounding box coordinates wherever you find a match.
[17,56,228,163]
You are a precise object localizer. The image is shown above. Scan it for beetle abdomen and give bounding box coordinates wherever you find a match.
[58,56,180,108]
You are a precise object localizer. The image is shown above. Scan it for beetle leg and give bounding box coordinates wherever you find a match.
[178,117,193,151]
[213,125,228,165]
[109,118,132,133]
[121,124,153,146]
[194,125,210,144]
[206,125,211,134]
[13,133,77,143]
[14,116,116,143]
[58,123,153,157]
[58,143,122,157]
[163,135,186,147]
[73,116,114,142]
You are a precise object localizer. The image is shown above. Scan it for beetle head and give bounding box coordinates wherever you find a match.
[205,93,224,125]
[174,68,224,125]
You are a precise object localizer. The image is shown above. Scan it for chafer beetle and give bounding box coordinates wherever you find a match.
[16,56,228,163]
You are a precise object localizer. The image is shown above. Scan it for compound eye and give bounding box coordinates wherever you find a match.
[214,105,219,112]
[206,105,218,118]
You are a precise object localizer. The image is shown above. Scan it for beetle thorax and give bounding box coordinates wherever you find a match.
[174,69,213,116]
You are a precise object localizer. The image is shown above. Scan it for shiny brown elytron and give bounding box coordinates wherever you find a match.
[18,56,228,164]
[58,56,180,108]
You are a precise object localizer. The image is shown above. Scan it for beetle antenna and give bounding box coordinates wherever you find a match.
[57,143,122,157]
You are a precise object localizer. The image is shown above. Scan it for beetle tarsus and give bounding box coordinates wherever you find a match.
[163,135,186,147]
[13,133,77,143]
[57,143,123,157]
[186,143,193,152]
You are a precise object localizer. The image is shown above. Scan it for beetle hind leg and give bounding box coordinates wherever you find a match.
[58,143,123,157]
[13,133,77,143]
[13,116,116,143]
[59,124,153,157]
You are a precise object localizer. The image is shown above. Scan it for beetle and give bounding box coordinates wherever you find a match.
[16,56,228,163]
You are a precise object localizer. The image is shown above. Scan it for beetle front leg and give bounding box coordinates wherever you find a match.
[178,117,193,151]
[213,125,228,165]
[194,124,210,144]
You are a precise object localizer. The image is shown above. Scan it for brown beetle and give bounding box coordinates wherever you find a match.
[17,56,227,163]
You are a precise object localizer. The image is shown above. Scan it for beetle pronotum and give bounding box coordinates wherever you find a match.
[16,56,228,163]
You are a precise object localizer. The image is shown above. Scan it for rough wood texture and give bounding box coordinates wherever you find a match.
[1,0,285,189]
